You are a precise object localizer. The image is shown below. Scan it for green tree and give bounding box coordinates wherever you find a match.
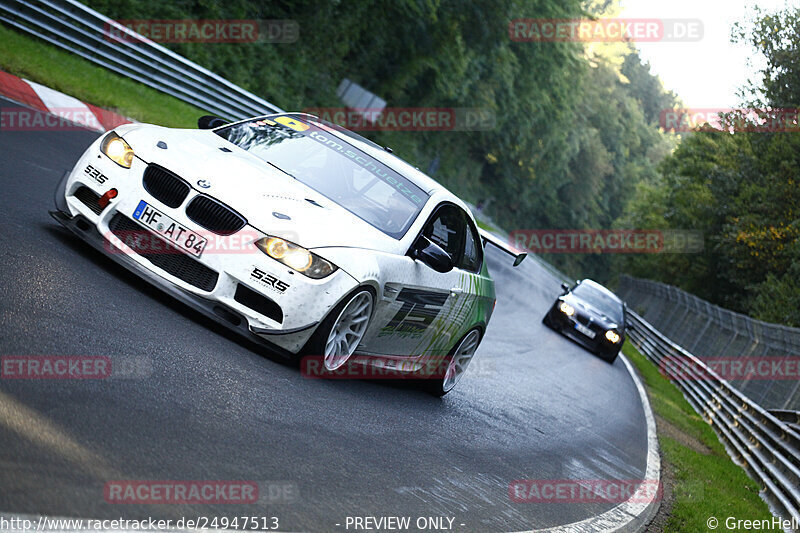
[84,0,678,291]
[619,6,800,325]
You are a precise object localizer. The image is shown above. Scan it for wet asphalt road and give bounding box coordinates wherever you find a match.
[0,98,647,532]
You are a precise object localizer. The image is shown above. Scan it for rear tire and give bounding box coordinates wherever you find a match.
[425,328,482,397]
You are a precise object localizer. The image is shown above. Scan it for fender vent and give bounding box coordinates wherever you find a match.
[73,186,103,215]
[234,284,283,324]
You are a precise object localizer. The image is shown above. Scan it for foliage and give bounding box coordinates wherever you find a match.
[620,6,800,325]
[623,342,773,532]
[80,0,675,282]
[17,0,797,326]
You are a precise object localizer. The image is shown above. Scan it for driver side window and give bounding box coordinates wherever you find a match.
[461,218,482,273]
[422,204,465,261]
[421,203,483,273]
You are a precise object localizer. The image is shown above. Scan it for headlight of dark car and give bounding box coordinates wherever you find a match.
[559,302,575,316]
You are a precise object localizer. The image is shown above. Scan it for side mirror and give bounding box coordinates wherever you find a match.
[412,237,453,273]
[198,115,227,129]
[560,282,570,293]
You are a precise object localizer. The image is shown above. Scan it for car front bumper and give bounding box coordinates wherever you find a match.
[53,139,360,355]
[547,306,623,356]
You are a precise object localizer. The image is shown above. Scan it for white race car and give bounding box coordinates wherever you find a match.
[51,113,525,394]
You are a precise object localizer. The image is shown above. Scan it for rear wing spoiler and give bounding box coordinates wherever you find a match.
[479,229,527,267]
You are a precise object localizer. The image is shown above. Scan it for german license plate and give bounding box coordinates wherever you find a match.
[575,323,596,339]
[132,200,207,257]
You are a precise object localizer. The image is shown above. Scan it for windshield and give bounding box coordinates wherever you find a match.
[572,284,623,322]
[215,115,428,239]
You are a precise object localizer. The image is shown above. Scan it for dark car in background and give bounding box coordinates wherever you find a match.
[543,279,628,362]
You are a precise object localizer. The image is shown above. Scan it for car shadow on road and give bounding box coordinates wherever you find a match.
[42,223,296,367]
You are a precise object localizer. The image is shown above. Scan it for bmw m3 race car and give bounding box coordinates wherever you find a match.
[542,279,628,363]
[51,112,525,395]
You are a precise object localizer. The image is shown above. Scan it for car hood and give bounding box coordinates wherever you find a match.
[121,126,403,253]
[561,294,621,330]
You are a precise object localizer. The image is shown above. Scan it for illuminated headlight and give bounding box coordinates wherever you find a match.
[101,131,134,168]
[605,330,621,344]
[559,302,575,316]
[255,237,337,279]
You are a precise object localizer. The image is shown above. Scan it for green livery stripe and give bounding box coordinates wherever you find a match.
[410,271,495,356]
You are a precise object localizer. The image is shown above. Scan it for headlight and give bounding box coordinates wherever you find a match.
[101,131,134,168]
[559,302,575,316]
[605,330,621,344]
[255,237,337,279]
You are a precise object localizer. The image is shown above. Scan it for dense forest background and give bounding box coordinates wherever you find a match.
[87,0,800,326]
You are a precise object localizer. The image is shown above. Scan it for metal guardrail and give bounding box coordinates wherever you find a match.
[771,410,800,433]
[0,0,283,121]
[530,259,800,525]
[471,223,798,525]
[618,275,800,410]
[627,311,800,525]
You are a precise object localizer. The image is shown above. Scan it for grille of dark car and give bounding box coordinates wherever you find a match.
[185,194,246,236]
[108,214,218,292]
[575,313,612,336]
[234,284,283,324]
[73,186,104,215]
[142,164,190,208]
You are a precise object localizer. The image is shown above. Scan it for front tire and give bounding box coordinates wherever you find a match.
[303,288,374,371]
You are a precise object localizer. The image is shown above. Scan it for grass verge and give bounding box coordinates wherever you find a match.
[622,340,774,532]
[475,218,504,234]
[0,24,206,127]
